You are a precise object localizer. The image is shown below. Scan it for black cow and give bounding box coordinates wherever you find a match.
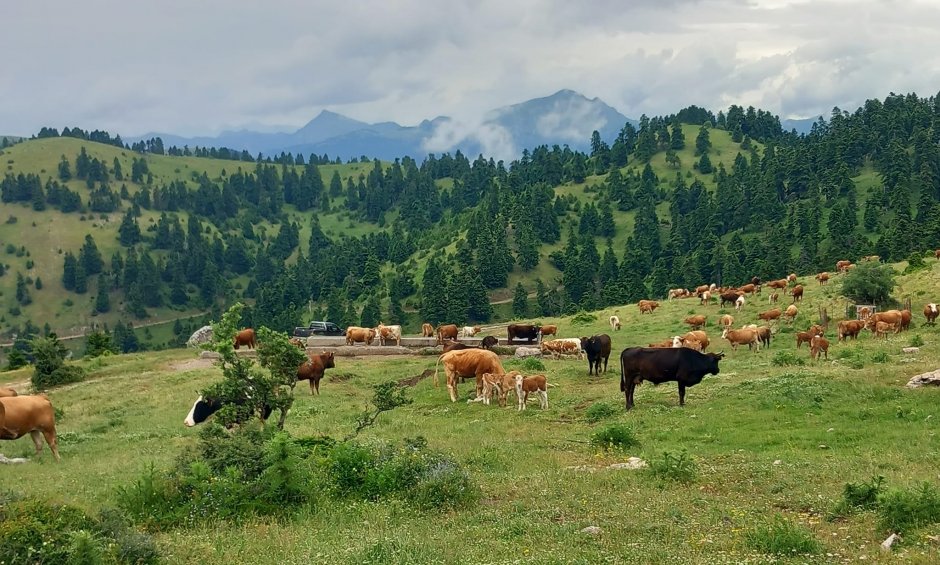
[507,324,541,345]
[580,334,612,376]
[619,347,724,410]
[183,394,274,427]
[480,336,499,349]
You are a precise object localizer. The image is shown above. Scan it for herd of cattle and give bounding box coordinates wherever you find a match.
[4,253,940,461]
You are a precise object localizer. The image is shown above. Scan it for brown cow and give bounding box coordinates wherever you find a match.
[758,308,782,322]
[899,310,912,332]
[422,323,435,337]
[648,339,676,348]
[874,321,897,340]
[684,315,707,330]
[815,272,830,285]
[810,335,829,360]
[766,279,788,292]
[836,260,852,273]
[345,326,376,345]
[796,326,824,348]
[935,249,940,260]
[865,310,903,333]
[784,304,798,324]
[376,323,402,346]
[437,324,458,344]
[858,306,872,320]
[925,303,939,325]
[837,320,865,341]
[720,291,743,308]
[675,331,710,352]
[480,371,522,407]
[787,273,797,283]
[296,352,335,395]
[721,328,759,351]
[790,285,804,303]
[539,325,558,340]
[770,292,779,304]
[638,300,660,314]
[233,328,256,349]
[694,285,710,296]
[0,387,17,398]
[700,291,712,306]
[434,349,506,403]
[514,373,548,411]
[540,339,584,360]
[0,394,60,461]
[719,314,734,329]
[738,284,757,296]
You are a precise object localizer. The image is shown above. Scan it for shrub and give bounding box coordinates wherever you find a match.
[877,482,940,533]
[507,356,546,372]
[570,311,597,325]
[590,424,639,451]
[744,515,822,556]
[584,401,618,423]
[841,262,896,306]
[871,351,890,363]
[830,476,885,519]
[910,335,925,347]
[648,450,697,483]
[772,351,805,367]
[29,334,86,390]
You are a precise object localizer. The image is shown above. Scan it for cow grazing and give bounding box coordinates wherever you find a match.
[619,347,724,410]
[437,324,458,344]
[790,285,804,303]
[459,326,482,338]
[787,273,798,283]
[865,310,903,333]
[648,339,676,348]
[345,326,376,345]
[609,315,621,331]
[507,324,541,345]
[810,335,829,360]
[719,314,734,329]
[684,315,707,330]
[376,323,402,346]
[837,320,865,341]
[434,349,506,403]
[899,310,912,332]
[678,330,710,352]
[296,352,335,395]
[735,295,746,311]
[694,285,710,296]
[515,374,548,411]
[422,323,435,337]
[581,334,612,375]
[184,394,275,428]
[738,284,757,296]
[721,328,760,351]
[770,292,779,304]
[784,305,798,324]
[540,339,585,360]
[668,288,690,300]
[925,303,939,325]
[874,321,898,340]
[233,328,256,350]
[0,387,17,397]
[638,300,660,314]
[480,371,521,407]
[753,325,772,349]
[815,272,830,285]
[480,336,499,349]
[443,342,477,353]
[759,308,782,322]
[538,325,558,341]
[836,260,852,273]
[766,279,788,292]
[720,291,742,308]
[0,394,60,461]
[700,291,712,306]
[796,327,823,348]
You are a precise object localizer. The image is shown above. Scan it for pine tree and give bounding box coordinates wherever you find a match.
[695,125,712,155]
[512,283,528,318]
[118,209,142,246]
[74,262,88,294]
[15,272,31,305]
[515,223,539,271]
[360,295,382,327]
[419,256,448,325]
[95,275,111,313]
[79,234,104,275]
[62,251,77,290]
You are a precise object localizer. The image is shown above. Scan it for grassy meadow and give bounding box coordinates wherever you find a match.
[3,261,940,563]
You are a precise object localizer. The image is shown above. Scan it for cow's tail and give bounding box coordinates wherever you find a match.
[619,352,627,392]
[433,355,442,387]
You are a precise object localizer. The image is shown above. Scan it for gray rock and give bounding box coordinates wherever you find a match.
[187,326,214,348]
[581,526,602,535]
[881,533,900,551]
[902,347,920,354]
[608,457,647,470]
[514,347,542,358]
[906,369,940,388]
[0,454,29,464]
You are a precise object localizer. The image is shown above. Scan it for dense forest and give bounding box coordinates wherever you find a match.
[2,92,940,350]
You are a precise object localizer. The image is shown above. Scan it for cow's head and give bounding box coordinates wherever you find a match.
[705,351,725,374]
[320,351,336,369]
[184,395,220,427]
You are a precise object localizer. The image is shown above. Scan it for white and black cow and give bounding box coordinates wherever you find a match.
[183,394,274,427]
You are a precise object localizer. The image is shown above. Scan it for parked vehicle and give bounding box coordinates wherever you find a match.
[292,321,345,337]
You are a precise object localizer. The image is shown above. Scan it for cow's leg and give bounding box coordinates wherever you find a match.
[678,383,686,406]
[540,389,548,409]
[30,430,44,456]
[625,381,635,410]
[603,355,609,373]
[43,428,60,461]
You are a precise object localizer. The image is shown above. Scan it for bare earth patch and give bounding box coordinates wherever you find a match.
[168,357,217,372]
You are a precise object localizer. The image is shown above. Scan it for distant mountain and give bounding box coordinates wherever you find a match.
[128,90,635,162]
[782,117,821,135]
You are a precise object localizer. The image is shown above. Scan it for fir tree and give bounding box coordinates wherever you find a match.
[15,272,31,305]
[94,275,111,313]
[512,283,528,318]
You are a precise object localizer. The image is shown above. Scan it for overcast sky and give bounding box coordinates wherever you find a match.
[2,0,939,138]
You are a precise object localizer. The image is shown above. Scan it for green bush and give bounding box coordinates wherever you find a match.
[32,364,86,390]
[910,335,925,347]
[590,424,639,451]
[841,262,896,306]
[877,482,940,533]
[584,401,618,423]
[648,450,697,483]
[830,476,885,519]
[570,311,597,325]
[744,515,822,556]
[771,351,805,367]
[507,356,546,372]
[871,351,890,363]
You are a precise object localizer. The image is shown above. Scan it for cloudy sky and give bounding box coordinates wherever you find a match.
[2,0,939,138]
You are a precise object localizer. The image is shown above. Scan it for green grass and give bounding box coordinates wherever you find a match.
[2,262,940,562]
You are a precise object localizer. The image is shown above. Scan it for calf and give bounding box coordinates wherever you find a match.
[925,303,939,325]
[422,323,435,337]
[796,328,822,348]
[540,338,585,360]
[874,321,897,340]
[735,295,746,311]
[609,315,621,331]
[638,300,660,314]
[790,285,804,303]
[480,371,521,406]
[721,328,759,352]
[0,394,60,461]
[770,292,779,304]
[296,352,335,395]
[459,325,482,338]
[810,335,829,360]
[837,320,865,341]
[539,325,558,341]
[515,374,548,411]
[480,335,499,349]
[684,315,707,330]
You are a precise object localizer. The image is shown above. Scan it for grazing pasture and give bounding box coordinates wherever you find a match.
[2,270,940,563]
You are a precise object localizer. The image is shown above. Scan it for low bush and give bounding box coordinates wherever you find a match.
[744,515,822,556]
[771,351,805,367]
[877,482,940,533]
[32,364,86,390]
[507,356,546,372]
[590,423,639,451]
[0,494,159,564]
[871,351,890,363]
[910,334,925,347]
[648,450,697,483]
[829,475,885,519]
[584,401,618,423]
[570,311,597,325]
